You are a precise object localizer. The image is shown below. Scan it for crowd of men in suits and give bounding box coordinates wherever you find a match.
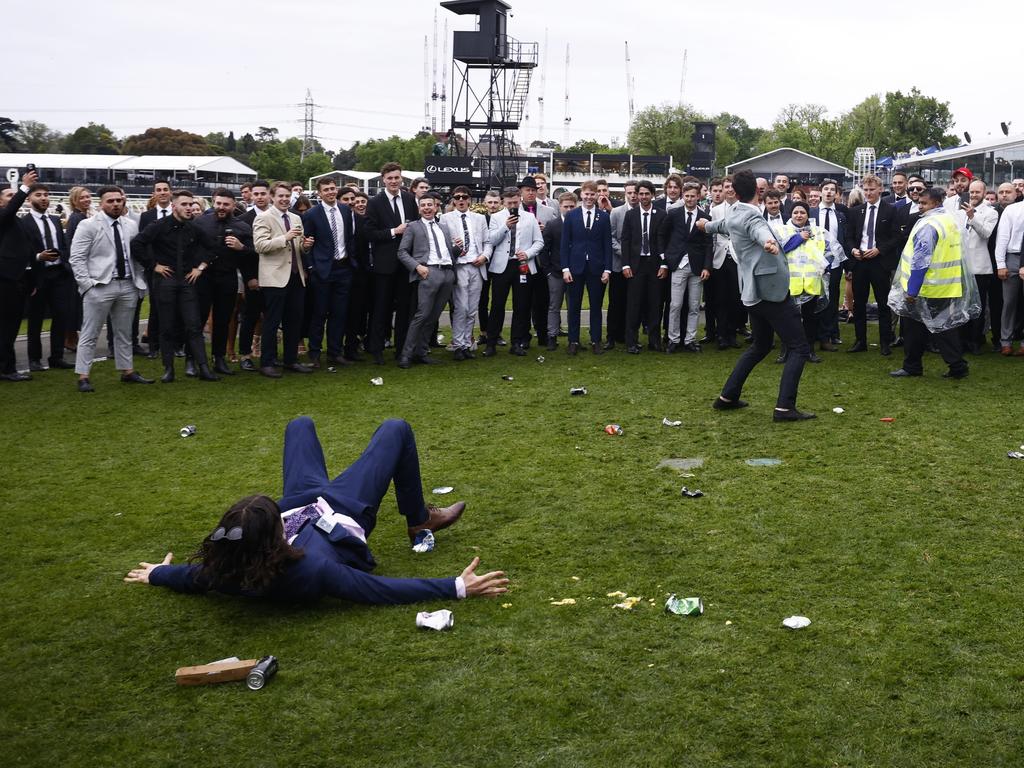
[2,163,1024,390]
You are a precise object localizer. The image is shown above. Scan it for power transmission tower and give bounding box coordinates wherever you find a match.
[624,41,635,125]
[563,43,571,148]
[301,88,316,160]
[423,36,431,132]
[536,28,548,142]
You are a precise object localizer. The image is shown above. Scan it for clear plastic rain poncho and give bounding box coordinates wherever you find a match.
[781,224,847,311]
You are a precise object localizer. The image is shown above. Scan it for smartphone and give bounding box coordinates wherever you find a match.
[959,190,970,205]
[509,207,519,218]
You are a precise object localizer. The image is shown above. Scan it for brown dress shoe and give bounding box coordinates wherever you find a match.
[408,501,466,541]
[1000,345,1012,356]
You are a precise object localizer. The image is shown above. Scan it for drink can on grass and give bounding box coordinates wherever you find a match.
[179,425,196,438]
[665,595,704,616]
[246,655,278,690]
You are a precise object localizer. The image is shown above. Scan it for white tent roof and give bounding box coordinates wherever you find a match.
[726,147,855,176]
[892,131,1024,167]
[0,153,127,170]
[111,155,256,175]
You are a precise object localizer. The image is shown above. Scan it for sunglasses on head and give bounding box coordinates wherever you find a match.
[210,526,243,542]
[452,194,469,200]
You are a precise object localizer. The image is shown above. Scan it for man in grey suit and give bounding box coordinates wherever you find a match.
[699,171,814,421]
[609,181,639,350]
[68,186,154,392]
[396,193,459,368]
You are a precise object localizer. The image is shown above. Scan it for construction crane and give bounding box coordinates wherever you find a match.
[624,41,636,125]
[439,18,449,134]
[678,49,688,107]
[536,28,549,142]
[422,36,431,133]
[430,9,439,133]
[563,43,572,148]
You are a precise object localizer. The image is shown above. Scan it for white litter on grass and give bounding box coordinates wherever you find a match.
[613,596,642,610]
[550,598,577,606]
[606,591,627,598]
[370,377,384,386]
[416,609,453,630]
[662,418,682,427]
[431,486,454,495]
[832,407,845,414]
[782,615,811,630]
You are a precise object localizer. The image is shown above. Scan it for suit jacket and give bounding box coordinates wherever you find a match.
[252,208,308,289]
[487,208,544,274]
[808,206,848,254]
[20,212,72,287]
[846,200,898,270]
[609,203,631,272]
[0,186,32,282]
[538,216,565,275]
[893,204,921,256]
[138,206,173,232]
[302,202,357,280]
[397,218,462,281]
[560,206,613,276]
[660,206,712,273]
[68,213,146,294]
[704,202,788,305]
[523,201,557,228]
[363,189,419,275]
[439,210,492,280]
[619,205,666,273]
[709,201,734,269]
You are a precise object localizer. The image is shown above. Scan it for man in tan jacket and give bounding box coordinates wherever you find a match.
[253,183,314,377]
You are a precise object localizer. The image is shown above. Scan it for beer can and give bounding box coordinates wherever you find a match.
[245,655,278,690]
[604,424,623,435]
[179,425,196,438]
[411,529,435,553]
[570,387,588,396]
[665,595,704,616]
[416,609,454,630]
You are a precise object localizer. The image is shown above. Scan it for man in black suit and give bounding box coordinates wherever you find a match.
[845,174,898,355]
[236,180,272,371]
[0,169,38,381]
[620,180,667,352]
[136,179,173,358]
[344,189,371,360]
[661,182,712,353]
[810,179,849,350]
[364,162,418,365]
[22,184,76,372]
[538,192,575,351]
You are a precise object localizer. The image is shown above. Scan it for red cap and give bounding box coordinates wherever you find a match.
[952,166,974,180]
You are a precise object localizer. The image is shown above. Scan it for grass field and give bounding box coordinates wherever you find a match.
[2,323,1023,767]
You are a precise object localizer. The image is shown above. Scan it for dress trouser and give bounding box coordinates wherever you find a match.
[999,252,1021,346]
[145,269,160,353]
[528,270,549,345]
[308,265,353,360]
[478,276,492,340]
[624,261,664,347]
[277,417,429,540]
[668,262,703,345]
[712,258,742,344]
[155,274,208,369]
[987,273,1004,346]
[565,264,607,345]
[27,269,75,364]
[964,273,991,348]
[452,264,484,351]
[487,263,533,347]
[238,282,264,357]
[76,278,139,375]
[851,259,893,344]
[546,272,565,340]
[902,311,967,375]
[817,267,844,342]
[195,269,240,359]
[402,266,455,360]
[260,271,305,368]
[0,277,26,374]
[605,270,626,343]
[721,296,809,410]
[344,265,370,357]
[369,269,412,355]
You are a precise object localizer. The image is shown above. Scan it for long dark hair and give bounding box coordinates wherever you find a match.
[190,495,305,593]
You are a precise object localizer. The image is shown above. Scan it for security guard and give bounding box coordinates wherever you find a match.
[889,187,971,379]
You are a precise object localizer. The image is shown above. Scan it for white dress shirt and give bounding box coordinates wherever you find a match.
[994,200,1024,269]
[321,202,347,260]
[859,203,879,250]
[423,219,453,266]
[33,211,60,266]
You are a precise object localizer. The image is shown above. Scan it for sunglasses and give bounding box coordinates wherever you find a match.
[908,186,925,193]
[210,526,243,542]
[452,194,469,200]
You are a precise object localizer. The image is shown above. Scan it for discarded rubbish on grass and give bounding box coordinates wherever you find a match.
[326,366,336,373]
[416,609,453,630]
[370,377,384,386]
[745,458,782,466]
[175,656,274,688]
[1008,451,1024,460]
[607,591,627,598]
[665,595,704,616]
[832,407,845,414]
[245,656,279,690]
[782,615,811,630]
[662,418,682,427]
[604,424,623,435]
[179,425,197,438]
[550,598,577,606]
[613,596,642,610]
[501,603,512,609]
[570,386,588,396]
[880,417,895,423]
[536,356,545,363]
[680,486,704,498]
[431,486,454,495]
[501,375,514,381]
[657,458,704,471]
[571,576,580,581]
[411,530,435,553]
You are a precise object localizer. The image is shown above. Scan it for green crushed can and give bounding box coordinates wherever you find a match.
[665,595,704,616]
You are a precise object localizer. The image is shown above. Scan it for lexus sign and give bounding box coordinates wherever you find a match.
[424,156,475,185]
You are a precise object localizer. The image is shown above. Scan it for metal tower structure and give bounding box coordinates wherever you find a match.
[563,43,571,148]
[678,49,688,107]
[536,28,549,143]
[301,89,316,160]
[431,9,439,133]
[443,0,538,189]
[853,146,876,183]
[422,36,431,132]
[439,18,449,133]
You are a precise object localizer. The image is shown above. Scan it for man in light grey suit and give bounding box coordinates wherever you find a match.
[396,193,459,368]
[699,171,814,421]
[440,186,491,360]
[68,185,153,392]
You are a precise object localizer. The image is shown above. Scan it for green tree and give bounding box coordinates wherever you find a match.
[332,142,359,170]
[14,120,64,152]
[754,104,847,165]
[204,132,227,151]
[225,131,237,152]
[0,117,17,150]
[712,112,765,163]
[881,87,958,155]
[530,139,560,150]
[256,126,279,144]
[123,127,211,155]
[627,104,702,161]
[238,133,258,156]
[353,132,437,173]
[563,138,613,154]
[64,122,120,154]
[249,137,304,180]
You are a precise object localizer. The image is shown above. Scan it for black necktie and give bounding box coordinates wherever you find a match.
[160,209,169,218]
[112,220,126,278]
[686,211,693,232]
[585,209,592,230]
[866,205,876,250]
[824,208,832,233]
[642,211,650,255]
[392,195,400,224]
[461,213,470,251]
[41,216,54,251]
[429,221,445,264]
[284,213,298,273]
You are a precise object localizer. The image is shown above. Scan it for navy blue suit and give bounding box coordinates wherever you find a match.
[149,418,457,606]
[302,203,356,361]
[560,206,613,344]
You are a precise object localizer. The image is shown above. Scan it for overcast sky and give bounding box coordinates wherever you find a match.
[3,0,1018,156]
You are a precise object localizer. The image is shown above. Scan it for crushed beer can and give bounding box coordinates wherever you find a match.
[370,377,384,386]
[1008,451,1024,460]
[416,609,453,630]
[501,375,514,381]
[411,530,435,553]
[179,425,196,438]
[245,655,278,690]
[665,595,704,616]
[604,424,623,435]
[662,418,682,427]
[570,386,588,396]
[680,486,704,498]
[536,356,545,363]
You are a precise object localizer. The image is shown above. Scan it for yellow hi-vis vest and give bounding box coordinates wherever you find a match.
[782,225,827,297]
[897,212,963,299]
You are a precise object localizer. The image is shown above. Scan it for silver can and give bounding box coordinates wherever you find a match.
[246,655,278,690]
[179,425,197,438]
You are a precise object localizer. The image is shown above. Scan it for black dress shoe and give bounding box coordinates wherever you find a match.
[819,340,836,352]
[174,348,186,358]
[0,371,31,382]
[344,352,364,362]
[627,344,642,354]
[848,340,868,353]
[880,343,891,356]
[482,345,497,357]
[546,339,558,351]
[373,352,386,365]
[197,364,221,381]
[184,359,197,377]
[29,360,45,372]
[773,408,816,422]
[666,342,679,353]
[602,339,615,351]
[161,366,175,383]
[121,371,155,384]
[213,357,235,375]
[328,355,353,366]
[453,349,467,361]
[48,358,75,369]
[496,337,507,346]
[889,368,921,377]
[775,352,788,364]
[240,357,257,372]
[892,336,905,348]
[712,397,748,411]
[649,342,663,353]
[830,336,843,345]
[698,336,712,345]
[463,349,476,359]
[396,357,411,369]
[283,363,313,374]
[807,352,822,363]
[77,378,94,392]
[591,343,604,355]
[567,342,578,356]
[683,342,702,353]
[413,356,441,365]
[510,344,526,356]
[145,350,160,360]
[942,368,969,379]
[259,366,282,378]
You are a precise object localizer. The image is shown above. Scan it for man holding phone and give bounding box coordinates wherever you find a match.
[0,168,38,381]
[944,167,973,214]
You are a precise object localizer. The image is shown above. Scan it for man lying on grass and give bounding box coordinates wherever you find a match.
[125,417,508,604]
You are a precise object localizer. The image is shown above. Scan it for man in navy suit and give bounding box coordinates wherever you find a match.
[810,178,848,350]
[302,178,355,368]
[560,180,613,354]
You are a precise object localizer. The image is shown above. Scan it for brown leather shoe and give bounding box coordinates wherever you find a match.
[1001,345,1012,356]
[408,501,466,541]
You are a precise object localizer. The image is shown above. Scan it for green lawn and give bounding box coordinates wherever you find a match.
[2,323,1023,767]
